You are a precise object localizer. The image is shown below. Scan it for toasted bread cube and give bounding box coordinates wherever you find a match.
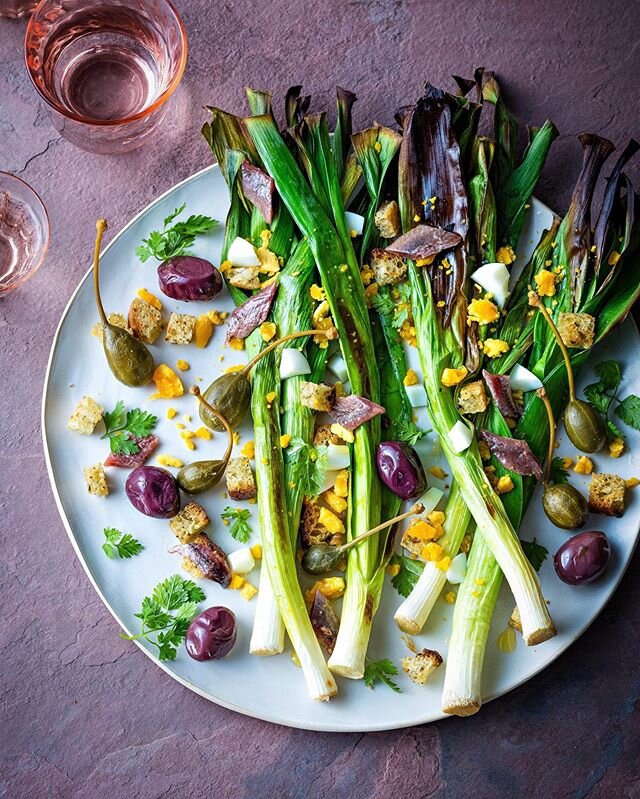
[588,472,626,517]
[400,527,426,558]
[300,381,336,412]
[169,502,210,543]
[68,396,104,435]
[370,248,407,286]
[128,297,163,344]
[84,462,108,496]
[226,456,257,500]
[91,312,131,341]
[401,648,443,684]
[557,312,596,349]
[165,312,196,345]
[313,424,342,446]
[374,200,401,239]
[300,497,332,549]
[457,380,489,414]
[227,266,260,290]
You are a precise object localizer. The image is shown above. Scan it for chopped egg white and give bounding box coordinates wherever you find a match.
[345,211,365,235]
[228,236,260,267]
[405,383,428,408]
[448,420,473,453]
[227,547,256,574]
[509,363,543,392]
[446,552,467,585]
[470,262,510,308]
[279,348,311,379]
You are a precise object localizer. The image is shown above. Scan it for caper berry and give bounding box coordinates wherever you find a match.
[92,219,154,387]
[564,399,607,453]
[302,543,343,575]
[201,373,252,431]
[542,483,589,530]
[177,460,228,494]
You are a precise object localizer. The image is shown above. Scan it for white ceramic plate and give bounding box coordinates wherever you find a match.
[42,165,640,732]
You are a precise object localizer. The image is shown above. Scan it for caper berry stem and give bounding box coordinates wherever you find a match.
[241,327,339,376]
[338,502,425,555]
[536,387,556,485]
[530,291,576,400]
[190,386,234,464]
[92,219,109,326]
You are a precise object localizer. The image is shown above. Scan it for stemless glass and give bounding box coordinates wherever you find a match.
[0,173,50,295]
[24,0,187,154]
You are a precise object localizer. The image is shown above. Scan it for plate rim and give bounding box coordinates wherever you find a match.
[41,163,640,732]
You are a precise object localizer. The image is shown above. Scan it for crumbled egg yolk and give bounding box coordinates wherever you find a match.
[625,477,639,488]
[483,338,510,358]
[574,455,594,475]
[497,475,515,494]
[334,470,349,498]
[478,440,491,461]
[403,368,419,386]
[441,366,468,387]
[240,582,258,601]
[228,337,245,351]
[435,556,451,572]
[225,364,245,374]
[534,269,557,297]
[386,563,401,577]
[260,321,277,341]
[420,542,444,562]
[250,544,262,559]
[608,251,621,266]
[408,519,439,541]
[310,283,325,301]
[360,267,374,286]
[207,310,228,326]
[318,507,345,535]
[305,577,345,603]
[444,591,457,604]
[561,456,574,469]
[468,298,500,325]
[609,438,625,458]
[496,245,516,265]
[374,141,382,153]
[194,315,213,348]
[156,454,184,468]
[194,426,212,440]
[265,391,277,404]
[280,434,291,449]
[137,288,162,310]
[429,466,448,480]
[229,574,245,590]
[166,407,177,420]
[176,359,190,371]
[149,364,184,399]
[324,490,348,514]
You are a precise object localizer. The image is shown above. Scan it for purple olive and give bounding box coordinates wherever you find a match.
[125,466,180,518]
[554,531,611,585]
[185,606,237,661]
[376,441,427,500]
[157,256,222,302]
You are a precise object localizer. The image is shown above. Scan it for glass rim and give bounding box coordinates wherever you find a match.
[0,171,51,292]
[24,0,188,127]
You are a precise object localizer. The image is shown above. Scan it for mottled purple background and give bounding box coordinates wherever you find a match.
[2,1,640,797]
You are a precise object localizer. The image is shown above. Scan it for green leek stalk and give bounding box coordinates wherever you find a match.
[246,112,383,678]
[410,263,555,646]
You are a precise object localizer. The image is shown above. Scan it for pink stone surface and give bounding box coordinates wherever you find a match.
[1,2,640,796]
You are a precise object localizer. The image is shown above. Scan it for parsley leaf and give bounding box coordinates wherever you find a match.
[363,658,401,692]
[388,418,427,447]
[221,507,252,543]
[101,401,158,456]
[595,360,621,393]
[102,527,144,559]
[286,437,328,499]
[370,291,395,317]
[136,204,217,262]
[121,575,205,660]
[606,418,625,442]
[520,538,548,572]
[389,554,424,597]
[548,456,569,485]
[584,382,612,415]
[616,394,640,432]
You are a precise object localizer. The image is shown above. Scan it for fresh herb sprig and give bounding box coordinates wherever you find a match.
[549,456,569,485]
[136,204,217,262]
[286,437,329,499]
[121,575,205,661]
[102,527,144,559]
[363,658,401,692]
[520,538,548,572]
[101,400,158,455]
[584,360,640,441]
[389,553,425,598]
[221,507,252,543]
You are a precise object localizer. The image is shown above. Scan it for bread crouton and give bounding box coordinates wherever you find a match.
[457,380,489,414]
[68,396,104,435]
[84,462,108,496]
[300,498,332,549]
[313,424,342,446]
[588,472,626,517]
[557,312,596,349]
[374,200,401,239]
[128,297,163,344]
[226,456,257,500]
[401,648,443,684]
[227,266,260,291]
[400,527,426,558]
[370,248,407,286]
[91,313,131,341]
[300,381,336,412]
[165,312,196,345]
[169,502,210,543]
